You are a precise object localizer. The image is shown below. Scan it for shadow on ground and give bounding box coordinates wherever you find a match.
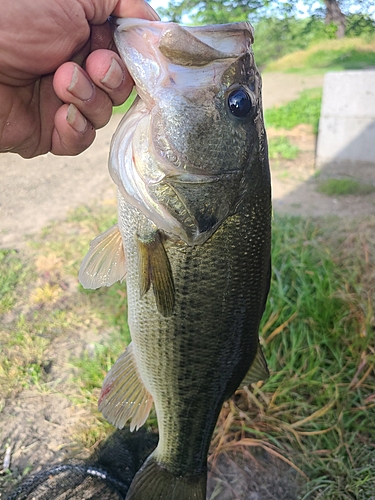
[7,429,302,500]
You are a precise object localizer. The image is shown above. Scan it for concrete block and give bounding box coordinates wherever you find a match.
[316,70,375,178]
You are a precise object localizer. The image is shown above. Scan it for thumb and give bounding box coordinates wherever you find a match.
[80,0,159,24]
[113,0,160,20]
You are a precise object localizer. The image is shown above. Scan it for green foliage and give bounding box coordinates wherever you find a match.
[73,325,129,394]
[265,88,322,133]
[1,314,53,393]
[254,14,375,68]
[0,250,30,314]
[113,89,137,115]
[158,0,267,24]
[268,136,300,160]
[157,0,375,68]
[158,0,375,28]
[258,215,375,495]
[346,13,375,38]
[253,16,336,67]
[318,179,375,196]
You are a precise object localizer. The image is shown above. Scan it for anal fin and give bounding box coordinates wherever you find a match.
[99,343,153,431]
[240,344,269,387]
[137,231,175,317]
[79,224,126,289]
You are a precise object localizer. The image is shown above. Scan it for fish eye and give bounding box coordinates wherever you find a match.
[227,88,253,119]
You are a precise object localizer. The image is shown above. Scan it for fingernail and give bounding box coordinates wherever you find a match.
[101,58,124,90]
[68,66,93,101]
[66,104,87,133]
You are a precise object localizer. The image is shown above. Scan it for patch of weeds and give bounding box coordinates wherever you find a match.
[0,250,31,314]
[32,204,117,280]
[265,88,322,134]
[3,200,375,499]
[303,446,375,499]
[0,203,122,401]
[70,309,131,446]
[0,315,50,394]
[30,283,64,305]
[73,325,129,397]
[74,421,114,450]
[318,178,375,196]
[268,136,300,160]
[212,215,375,497]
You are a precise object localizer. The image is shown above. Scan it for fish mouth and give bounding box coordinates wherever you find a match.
[110,19,256,245]
[113,18,253,108]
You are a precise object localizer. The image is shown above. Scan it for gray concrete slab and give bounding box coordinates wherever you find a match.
[316,70,375,177]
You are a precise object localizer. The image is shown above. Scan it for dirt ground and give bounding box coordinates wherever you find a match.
[0,72,374,499]
[1,71,374,250]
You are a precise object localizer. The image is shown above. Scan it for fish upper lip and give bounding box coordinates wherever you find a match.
[113,18,252,108]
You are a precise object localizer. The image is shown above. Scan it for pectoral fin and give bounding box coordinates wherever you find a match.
[79,224,126,289]
[99,343,153,431]
[241,345,269,387]
[137,232,175,317]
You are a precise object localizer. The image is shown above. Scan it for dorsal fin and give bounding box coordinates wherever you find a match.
[79,224,126,289]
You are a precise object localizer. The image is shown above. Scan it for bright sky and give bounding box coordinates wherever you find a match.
[150,0,169,10]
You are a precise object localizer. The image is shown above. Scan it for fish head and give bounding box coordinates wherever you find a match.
[110,19,269,244]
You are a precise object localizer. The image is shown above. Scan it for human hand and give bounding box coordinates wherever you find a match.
[0,0,158,158]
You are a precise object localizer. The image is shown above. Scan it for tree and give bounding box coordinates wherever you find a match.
[323,0,346,37]
[158,0,270,25]
[158,0,374,39]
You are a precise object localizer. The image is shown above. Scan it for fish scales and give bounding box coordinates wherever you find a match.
[119,188,270,474]
[79,18,272,500]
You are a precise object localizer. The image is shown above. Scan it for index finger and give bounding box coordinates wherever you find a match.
[83,0,159,24]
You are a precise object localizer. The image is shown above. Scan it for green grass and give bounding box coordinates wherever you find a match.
[265,88,322,134]
[266,36,375,73]
[268,136,300,160]
[318,179,375,196]
[213,215,375,498]
[113,89,137,114]
[1,205,375,497]
[0,250,30,314]
[301,48,375,72]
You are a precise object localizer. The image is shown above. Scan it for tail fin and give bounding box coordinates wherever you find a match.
[126,454,206,500]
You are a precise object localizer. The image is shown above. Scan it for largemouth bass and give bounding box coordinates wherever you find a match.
[79,18,271,500]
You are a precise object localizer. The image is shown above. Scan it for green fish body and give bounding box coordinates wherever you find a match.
[79,19,271,500]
